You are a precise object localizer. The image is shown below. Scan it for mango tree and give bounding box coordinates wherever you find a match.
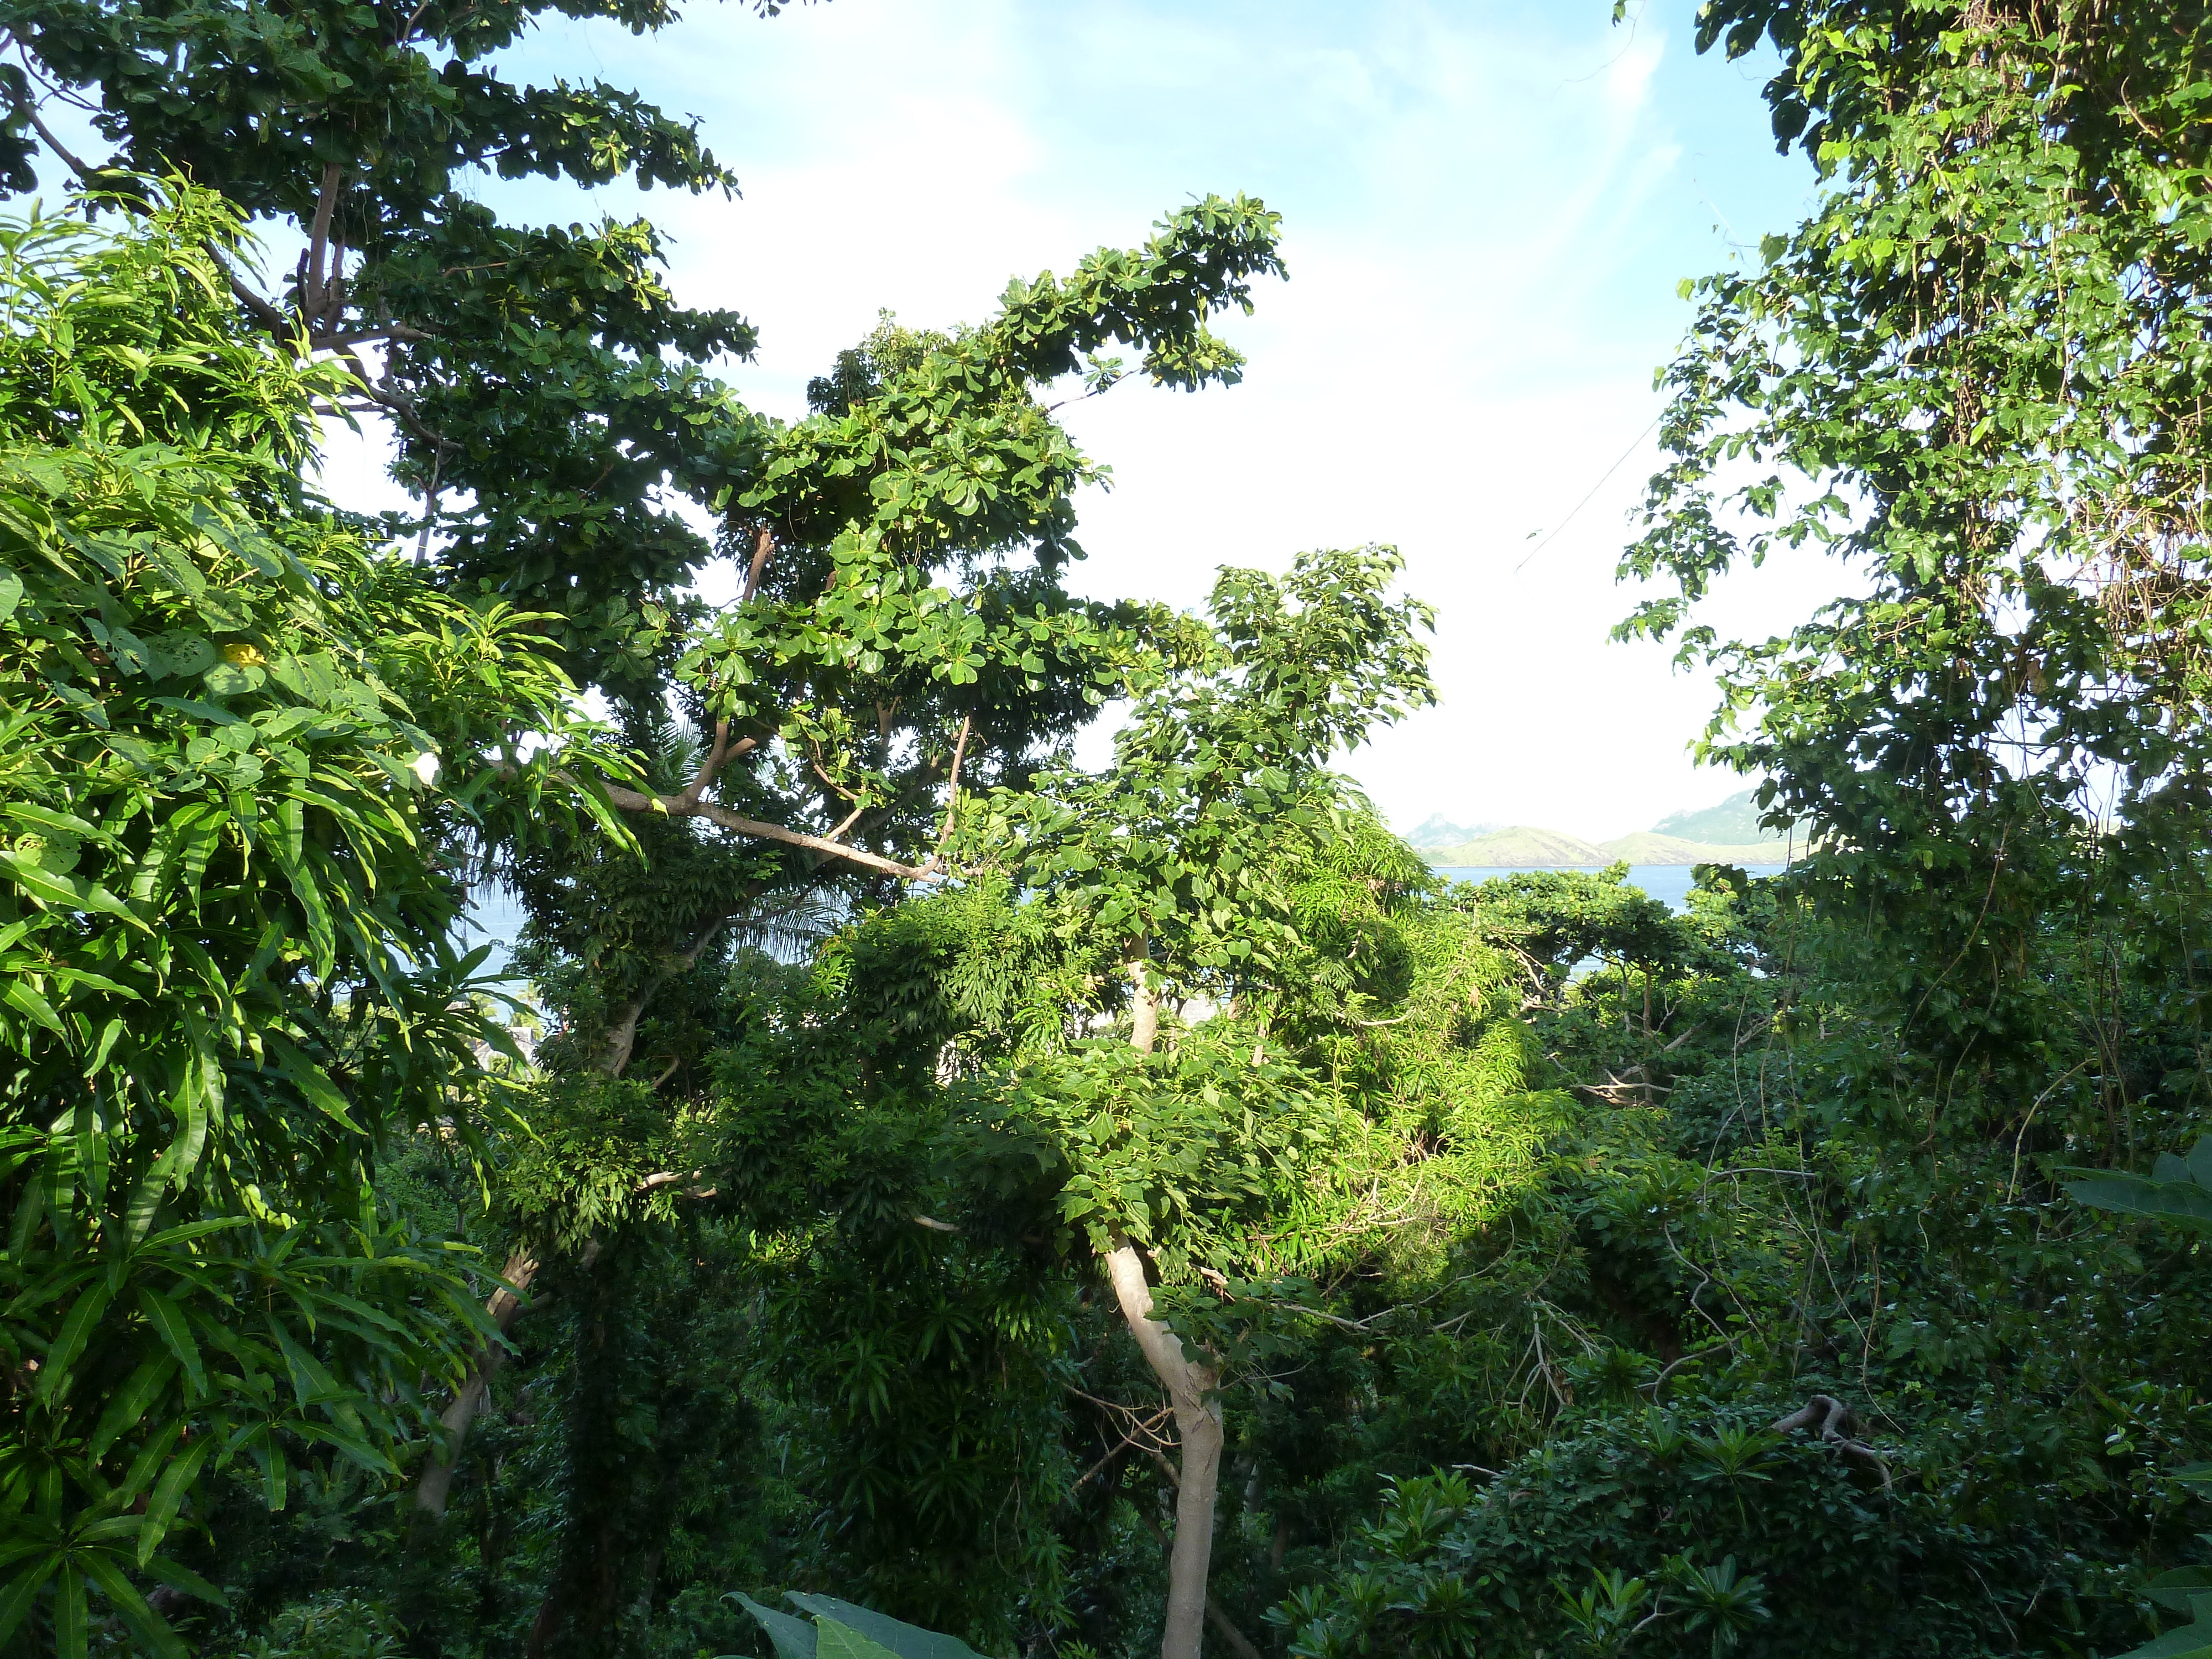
[0,184,625,1657]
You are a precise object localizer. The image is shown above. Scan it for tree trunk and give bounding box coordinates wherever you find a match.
[598,999,644,1077]
[416,1248,540,1517]
[1129,953,1159,1054]
[524,1247,629,1659]
[1107,1240,1222,1659]
[1113,951,1225,1659]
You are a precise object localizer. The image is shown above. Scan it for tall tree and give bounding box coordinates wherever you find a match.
[983,545,1434,1659]
[0,182,622,1658]
[0,3,1287,881]
[1620,0,2212,1080]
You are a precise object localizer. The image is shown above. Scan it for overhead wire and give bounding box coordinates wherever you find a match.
[1514,409,1664,574]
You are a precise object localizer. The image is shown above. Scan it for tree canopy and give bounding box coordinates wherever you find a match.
[7,5,2212,1659]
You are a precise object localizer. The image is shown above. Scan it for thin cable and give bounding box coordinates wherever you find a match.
[1515,409,1665,574]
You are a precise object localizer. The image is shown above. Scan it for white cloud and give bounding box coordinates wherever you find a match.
[313,0,1830,841]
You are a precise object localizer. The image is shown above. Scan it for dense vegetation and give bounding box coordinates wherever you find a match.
[3,3,2211,1658]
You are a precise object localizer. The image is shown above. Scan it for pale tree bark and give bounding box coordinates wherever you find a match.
[1129,955,1160,1055]
[1110,959,1224,1659]
[416,1248,541,1516]
[1107,1240,1223,1659]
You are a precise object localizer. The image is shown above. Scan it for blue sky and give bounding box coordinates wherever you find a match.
[320,1,1841,839]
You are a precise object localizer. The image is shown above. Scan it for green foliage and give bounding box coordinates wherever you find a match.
[0,186,623,1658]
[993,1029,1335,1276]
[225,1596,407,1659]
[665,195,1291,875]
[986,544,1434,1001]
[1,0,761,690]
[1619,0,2212,1065]
[730,1591,989,1659]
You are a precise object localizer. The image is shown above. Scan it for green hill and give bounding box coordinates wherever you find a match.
[1404,813,1498,849]
[1651,787,1799,846]
[1424,826,1612,866]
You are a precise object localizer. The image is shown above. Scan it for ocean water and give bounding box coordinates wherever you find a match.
[458,887,529,983]
[1433,864,1787,914]
[459,864,1788,985]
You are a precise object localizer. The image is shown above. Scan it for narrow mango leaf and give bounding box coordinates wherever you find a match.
[261,1032,360,1133]
[86,1352,177,1463]
[0,850,148,929]
[77,1551,187,1659]
[139,1555,224,1608]
[136,1288,205,1399]
[2,977,63,1034]
[117,1419,185,1509]
[0,1554,55,1649]
[35,1280,116,1405]
[139,1433,213,1564]
[53,1561,86,1659]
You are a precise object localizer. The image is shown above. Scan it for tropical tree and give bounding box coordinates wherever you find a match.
[0,184,624,1657]
[1618,0,2212,1076]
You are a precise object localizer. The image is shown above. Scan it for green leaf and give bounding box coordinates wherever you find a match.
[77,1551,187,1659]
[0,850,148,928]
[728,1593,817,1659]
[2,976,63,1034]
[52,1561,86,1659]
[36,1279,115,1405]
[137,1288,206,1400]
[86,1353,177,1463]
[261,1033,362,1133]
[786,1598,988,1659]
[140,1434,213,1564]
[813,1619,904,1659]
[2152,1569,2212,1615]
[0,1555,56,1650]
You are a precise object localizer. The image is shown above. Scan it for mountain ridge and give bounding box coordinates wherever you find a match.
[1407,788,1803,868]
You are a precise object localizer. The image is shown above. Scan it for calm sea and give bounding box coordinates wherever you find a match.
[461,864,1790,983]
[1433,864,1787,914]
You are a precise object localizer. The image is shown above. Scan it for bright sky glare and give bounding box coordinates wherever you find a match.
[314,0,1843,841]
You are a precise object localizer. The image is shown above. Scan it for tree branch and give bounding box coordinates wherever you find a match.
[305,161,342,325]
[740,523,776,603]
[19,97,96,183]
[415,1249,539,1517]
[932,714,973,854]
[675,719,756,810]
[601,780,941,881]
[1772,1393,1895,1490]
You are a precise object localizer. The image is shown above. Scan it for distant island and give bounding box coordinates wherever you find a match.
[1411,789,1804,868]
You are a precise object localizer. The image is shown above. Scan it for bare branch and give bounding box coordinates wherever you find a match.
[309,322,435,349]
[305,161,342,324]
[675,719,757,810]
[932,714,973,854]
[601,781,941,881]
[740,523,776,603]
[1772,1393,1895,1491]
[19,99,96,183]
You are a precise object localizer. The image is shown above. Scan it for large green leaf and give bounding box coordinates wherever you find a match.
[786,1597,989,1659]
[813,1619,904,1659]
[726,1593,816,1659]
